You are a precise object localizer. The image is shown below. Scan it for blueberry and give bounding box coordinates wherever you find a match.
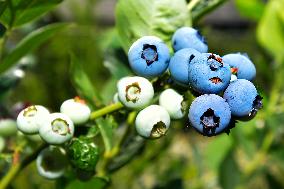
[17,105,50,134]
[169,48,200,86]
[60,97,91,125]
[222,53,256,81]
[223,79,263,118]
[39,113,74,144]
[188,94,231,136]
[117,76,154,109]
[36,146,68,179]
[0,119,17,137]
[128,36,170,78]
[135,105,170,139]
[67,137,99,172]
[172,27,208,53]
[188,53,231,94]
[159,88,186,119]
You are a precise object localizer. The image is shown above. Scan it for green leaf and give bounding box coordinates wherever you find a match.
[115,0,191,52]
[257,0,284,61]
[189,0,228,22]
[0,1,8,17]
[219,149,241,189]
[65,177,108,189]
[95,116,117,152]
[0,0,63,28]
[235,0,265,21]
[204,135,233,171]
[70,53,103,109]
[0,23,70,74]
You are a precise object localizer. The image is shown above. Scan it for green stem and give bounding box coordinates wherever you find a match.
[0,143,47,189]
[187,0,200,11]
[97,111,137,177]
[90,102,124,120]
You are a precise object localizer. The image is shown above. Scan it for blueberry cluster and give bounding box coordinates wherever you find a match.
[15,97,93,179]
[118,26,262,137]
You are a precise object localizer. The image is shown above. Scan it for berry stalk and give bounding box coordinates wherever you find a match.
[0,143,48,189]
[89,102,124,120]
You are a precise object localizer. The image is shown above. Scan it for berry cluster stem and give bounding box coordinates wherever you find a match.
[90,102,124,120]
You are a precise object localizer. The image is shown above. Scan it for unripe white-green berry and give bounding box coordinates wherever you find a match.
[135,105,170,139]
[117,76,154,109]
[17,105,50,134]
[0,119,17,137]
[39,113,74,145]
[36,146,67,179]
[60,97,91,125]
[159,89,186,119]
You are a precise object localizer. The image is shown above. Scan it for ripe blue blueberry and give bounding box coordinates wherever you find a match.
[188,94,231,136]
[128,36,170,78]
[169,48,200,86]
[222,53,256,81]
[223,79,263,118]
[188,53,231,94]
[172,27,208,53]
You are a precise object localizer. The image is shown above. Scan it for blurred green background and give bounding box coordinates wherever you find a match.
[0,0,284,189]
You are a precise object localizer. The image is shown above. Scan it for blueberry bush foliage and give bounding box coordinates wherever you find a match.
[0,0,284,189]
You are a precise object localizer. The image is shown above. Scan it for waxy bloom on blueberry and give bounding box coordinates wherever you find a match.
[169,48,200,86]
[39,113,74,144]
[36,146,68,179]
[188,53,231,94]
[222,53,256,81]
[17,105,50,134]
[159,89,186,119]
[135,105,170,139]
[172,27,208,53]
[60,97,91,125]
[117,76,154,109]
[128,36,170,78]
[223,79,263,118]
[188,94,231,136]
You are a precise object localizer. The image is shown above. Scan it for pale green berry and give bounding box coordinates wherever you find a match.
[117,76,154,109]
[159,89,186,119]
[36,146,67,179]
[39,113,74,145]
[135,105,170,139]
[60,97,91,125]
[17,105,50,134]
[0,119,17,137]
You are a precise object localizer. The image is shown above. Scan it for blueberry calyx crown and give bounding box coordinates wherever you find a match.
[141,44,158,66]
[208,53,223,65]
[150,121,167,138]
[249,95,263,117]
[51,118,70,136]
[74,96,86,104]
[200,108,220,135]
[125,82,141,103]
[23,105,37,117]
[209,77,222,84]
